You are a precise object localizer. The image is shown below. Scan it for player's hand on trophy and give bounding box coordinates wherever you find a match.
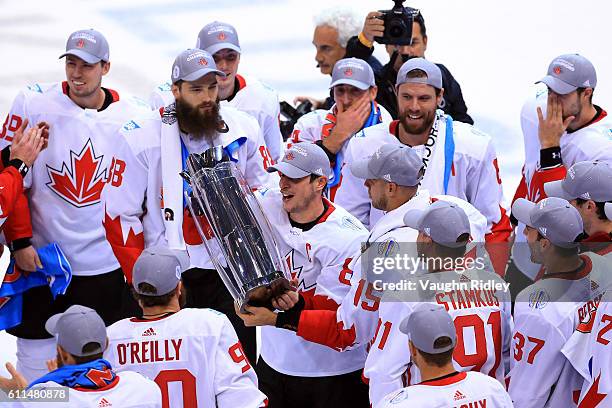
[271,278,300,311]
[234,302,278,327]
[537,93,575,149]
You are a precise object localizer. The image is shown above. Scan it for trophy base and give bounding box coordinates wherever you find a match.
[241,272,292,313]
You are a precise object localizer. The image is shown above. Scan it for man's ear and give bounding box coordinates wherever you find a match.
[101,61,111,76]
[369,86,378,101]
[437,88,445,107]
[104,337,110,353]
[171,83,181,100]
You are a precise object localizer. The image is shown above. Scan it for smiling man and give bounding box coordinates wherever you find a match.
[235,142,370,408]
[150,21,283,162]
[336,58,511,254]
[103,48,275,367]
[0,28,151,382]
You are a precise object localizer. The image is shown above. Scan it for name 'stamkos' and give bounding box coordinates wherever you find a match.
[115,338,183,365]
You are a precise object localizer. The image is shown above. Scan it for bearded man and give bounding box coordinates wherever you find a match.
[102,48,276,364]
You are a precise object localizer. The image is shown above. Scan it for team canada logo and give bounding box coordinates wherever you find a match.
[554,66,562,75]
[344,68,353,77]
[46,139,108,208]
[285,152,295,161]
[199,58,208,66]
[76,39,85,48]
[218,32,226,41]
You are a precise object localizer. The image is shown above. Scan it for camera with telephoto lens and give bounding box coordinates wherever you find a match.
[374,1,420,45]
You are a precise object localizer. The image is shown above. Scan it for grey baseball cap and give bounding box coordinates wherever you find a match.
[544,161,612,202]
[59,29,109,64]
[351,144,423,187]
[45,305,107,357]
[171,49,225,84]
[403,200,471,248]
[537,54,597,95]
[267,142,330,179]
[605,203,612,221]
[396,58,442,89]
[399,303,456,354]
[329,58,375,90]
[196,21,241,55]
[512,197,584,248]
[133,246,190,296]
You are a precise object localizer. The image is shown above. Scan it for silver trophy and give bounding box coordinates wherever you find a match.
[182,146,290,311]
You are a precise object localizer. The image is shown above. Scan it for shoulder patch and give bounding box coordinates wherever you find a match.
[157,81,172,92]
[528,289,550,309]
[122,120,141,131]
[341,216,363,231]
[27,84,43,93]
[378,237,399,257]
[389,389,408,404]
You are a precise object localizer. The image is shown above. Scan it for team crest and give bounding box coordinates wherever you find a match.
[46,139,107,208]
[553,66,562,75]
[218,32,226,41]
[528,289,550,310]
[76,39,85,48]
[344,68,353,77]
[199,58,208,66]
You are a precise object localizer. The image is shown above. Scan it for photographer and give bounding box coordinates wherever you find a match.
[345,5,473,123]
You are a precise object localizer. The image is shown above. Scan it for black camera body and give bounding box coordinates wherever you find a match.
[374,1,420,46]
[279,100,314,141]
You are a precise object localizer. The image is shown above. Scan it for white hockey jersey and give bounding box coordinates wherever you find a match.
[105,308,267,408]
[508,252,610,408]
[561,290,612,408]
[102,104,276,277]
[378,371,514,408]
[335,111,511,243]
[22,370,162,407]
[0,82,152,275]
[150,74,284,161]
[365,266,512,406]
[288,103,392,200]
[256,188,369,376]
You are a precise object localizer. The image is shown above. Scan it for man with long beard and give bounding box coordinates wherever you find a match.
[335,58,511,274]
[102,48,276,365]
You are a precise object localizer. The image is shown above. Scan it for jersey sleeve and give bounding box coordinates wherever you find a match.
[465,139,511,242]
[333,140,372,227]
[102,123,164,282]
[507,312,569,408]
[214,315,268,408]
[0,167,24,228]
[261,99,284,162]
[242,117,277,191]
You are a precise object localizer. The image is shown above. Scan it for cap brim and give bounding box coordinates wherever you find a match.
[403,209,425,230]
[45,312,64,336]
[537,76,577,95]
[511,199,536,227]
[544,180,576,200]
[398,315,410,335]
[59,50,102,64]
[180,68,226,83]
[329,79,370,90]
[206,43,241,56]
[605,202,612,221]
[350,160,374,180]
[267,162,310,179]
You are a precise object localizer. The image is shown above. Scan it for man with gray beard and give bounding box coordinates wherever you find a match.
[102,48,276,364]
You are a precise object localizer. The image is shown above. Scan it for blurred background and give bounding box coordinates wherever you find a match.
[1,0,611,373]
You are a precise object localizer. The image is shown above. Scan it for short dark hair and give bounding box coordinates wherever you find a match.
[536,232,580,257]
[418,336,454,367]
[406,69,441,96]
[131,282,177,307]
[72,342,104,364]
[432,233,470,259]
[576,87,594,104]
[414,11,427,38]
[575,198,608,221]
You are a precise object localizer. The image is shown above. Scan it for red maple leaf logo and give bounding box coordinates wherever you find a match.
[103,211,144,283]
[76,39,85,48]
[199,58,208,66]
[46,139,107,208]
[344,68,353,77]
[218,32,226,41]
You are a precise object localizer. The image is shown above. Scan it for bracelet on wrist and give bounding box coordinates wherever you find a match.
[358,32,374,48]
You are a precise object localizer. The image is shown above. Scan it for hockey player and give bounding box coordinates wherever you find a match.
[150,21,283,161]
[335,58,511,246]
[0,28,152,382]
[364,199,512,406]
[378,304,513,408]
[544,161,612,258]
[103,48,275,366]
[235,142,370,408]
[508,197,610,407]
[288,58,392,200]
[510,53,612,281]
[0,305,162,407]
[0,123,46,230]
[105,246,267,408]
